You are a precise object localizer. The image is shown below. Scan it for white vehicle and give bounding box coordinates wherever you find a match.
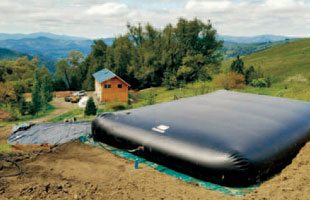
[73,90,86,97]
[78,96,89,108]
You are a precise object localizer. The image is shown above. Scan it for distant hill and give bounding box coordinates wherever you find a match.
[219,34,300,59]
[0,37,93,62]
[1,32,293,44]
[0,32,89,41]
[0,47,55,72]
[218,34,294,44]
[222,38,310,83]
[0,47,31,60]
[0,33,117,73]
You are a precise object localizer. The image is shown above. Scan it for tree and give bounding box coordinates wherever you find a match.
[245,66,256,84]
[68,50,84,90]
[81,40,108,91]
[162,70,178,89]
[111,36,134,82]
[230,56,244,74]
[127,23,144,46]
[85,97,97,116]
[68,50,83,68]
[55,59,71,90]
[30,70,42,114]
[62,18,224,91]
[177,66,194,84]
[0,82,16,103]
[40,76,53,111]
[39,66,54,102]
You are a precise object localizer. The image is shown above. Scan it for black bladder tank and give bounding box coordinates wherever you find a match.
[92,90,310,186]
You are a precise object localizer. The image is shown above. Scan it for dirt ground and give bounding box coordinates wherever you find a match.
[1,124,310,200]
[29,97,78,123]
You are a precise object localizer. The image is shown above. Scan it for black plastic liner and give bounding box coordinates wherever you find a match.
[92,90,310,186]
[8,121,91,145]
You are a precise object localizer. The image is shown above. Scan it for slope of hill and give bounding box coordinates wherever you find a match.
[0,37,93,62]
[0,47,55,72]
[222,38,310,101]
[223,38,310,83]
[0,47,31,60]
[0,33,116,73]
[218,34,293,44]
[222,39,298,60]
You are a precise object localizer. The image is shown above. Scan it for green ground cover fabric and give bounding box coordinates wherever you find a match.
[80,134,257,196]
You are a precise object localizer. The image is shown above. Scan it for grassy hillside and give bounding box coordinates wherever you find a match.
[222,39,297,60]
[223,38,310,83]
[222,38,310,101]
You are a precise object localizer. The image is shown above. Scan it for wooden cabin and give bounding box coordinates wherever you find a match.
[93,69,129,103]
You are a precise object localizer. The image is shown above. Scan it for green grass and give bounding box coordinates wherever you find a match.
[0,143,12,153]
[47,108,92,123]
[0,104,55,126]
[234,82,310,102]
[130,81,214,108]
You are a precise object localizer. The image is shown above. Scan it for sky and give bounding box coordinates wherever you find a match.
[0,0,310,39]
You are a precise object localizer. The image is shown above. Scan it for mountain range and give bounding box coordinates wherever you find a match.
[0,37,93,62]
[0,32,89,41]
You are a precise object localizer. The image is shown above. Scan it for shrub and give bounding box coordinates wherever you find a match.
[162,70,178,90]
[84,97,97,116]
[213,72,245,90]
[0,109,12,122]
[0,104,21,121]
[147,92,156,105]
[250,78,268,88]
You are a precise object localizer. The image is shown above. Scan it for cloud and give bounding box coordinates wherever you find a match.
[86,2,129,16]
[0,0,309,38]
[185,0,232,12]
[264,0,305,10]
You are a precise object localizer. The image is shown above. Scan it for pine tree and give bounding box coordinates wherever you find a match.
[230,56,245,74]
[85,97,97,116]
[31,70,42,114]
[40,76,53,111]
[39,67,54,102]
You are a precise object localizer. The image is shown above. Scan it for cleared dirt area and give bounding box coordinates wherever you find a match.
[1,124,310,199]
[29,97,78,123]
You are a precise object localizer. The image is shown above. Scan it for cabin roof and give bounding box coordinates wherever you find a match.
[92,68,130,86]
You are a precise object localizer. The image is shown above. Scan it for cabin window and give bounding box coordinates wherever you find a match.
[118,84,122,88]
[104,84,111,88]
